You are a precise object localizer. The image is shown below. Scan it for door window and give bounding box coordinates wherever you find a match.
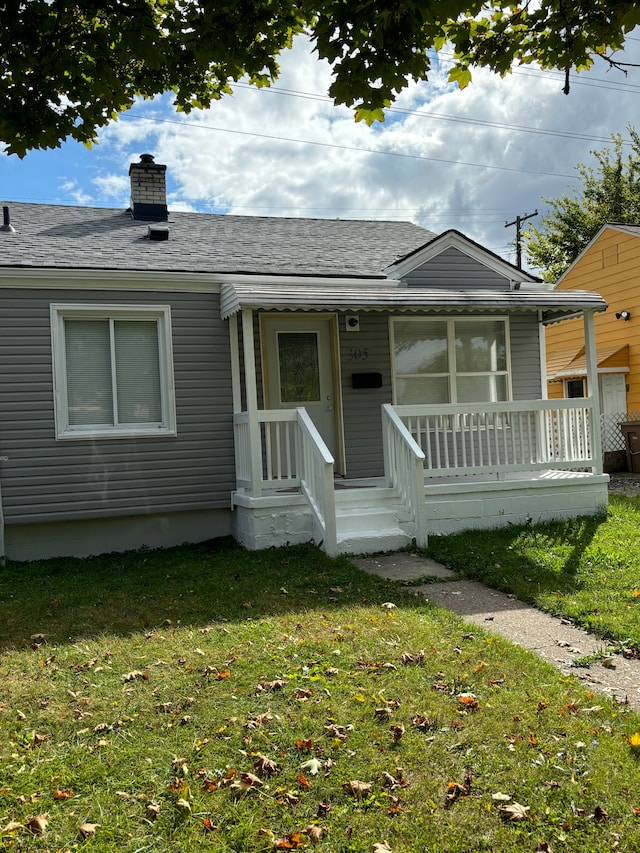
[277,332,321,403]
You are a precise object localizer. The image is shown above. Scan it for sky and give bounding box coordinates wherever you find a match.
[2,33,640,274]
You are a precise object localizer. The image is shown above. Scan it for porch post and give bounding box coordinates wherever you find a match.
[583,309,603,474]
[242,308,263,496]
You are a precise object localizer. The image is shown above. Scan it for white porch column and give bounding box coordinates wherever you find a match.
[583,309,603,474]
[242,308,263,496]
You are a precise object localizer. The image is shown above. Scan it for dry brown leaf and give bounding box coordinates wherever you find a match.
[78,822,100,836]
[254,754,279,776]
[343,780,373,799]
[374,707,393,719]
[390,724,404,742]
[303,824,324,842]
[53,788,74,799]
[202,817,217,832]
[26,814,48,835]
[230,772,264,793]
[122,670,148,682]
[498,802,530,821]
[146,802,161,819]
[2,820,23,833]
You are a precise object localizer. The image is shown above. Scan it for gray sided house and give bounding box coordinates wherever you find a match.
[0,156,609,562]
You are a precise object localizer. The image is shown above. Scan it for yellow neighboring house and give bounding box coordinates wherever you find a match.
[545,223,640,470]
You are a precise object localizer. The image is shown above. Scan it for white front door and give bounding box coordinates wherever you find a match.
[600,373,627,416]
[261,314,342,468]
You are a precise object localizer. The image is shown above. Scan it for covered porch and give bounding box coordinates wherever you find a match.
[221,281,609,556]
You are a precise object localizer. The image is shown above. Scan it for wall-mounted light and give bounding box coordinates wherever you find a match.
[616,310,632,321]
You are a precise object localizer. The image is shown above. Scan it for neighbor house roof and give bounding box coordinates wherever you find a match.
[0,202,438,278]
[547,343,630,380]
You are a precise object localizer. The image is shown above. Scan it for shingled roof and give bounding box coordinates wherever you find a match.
[0,202,437,278]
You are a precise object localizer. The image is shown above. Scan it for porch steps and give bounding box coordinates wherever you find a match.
[334,486,413,554]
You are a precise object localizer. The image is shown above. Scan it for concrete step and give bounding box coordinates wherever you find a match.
[336,527,413,555]
[336,504,400,534]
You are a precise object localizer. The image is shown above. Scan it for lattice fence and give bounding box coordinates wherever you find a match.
[600,412,640,453]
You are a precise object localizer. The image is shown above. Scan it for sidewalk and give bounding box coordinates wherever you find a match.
[352,552,640,712]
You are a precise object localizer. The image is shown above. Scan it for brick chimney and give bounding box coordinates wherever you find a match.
[129,154,168,221]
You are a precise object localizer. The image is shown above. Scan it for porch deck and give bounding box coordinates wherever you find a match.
[233,467,609,554]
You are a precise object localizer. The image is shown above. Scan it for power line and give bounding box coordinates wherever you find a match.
[122,114,578,180]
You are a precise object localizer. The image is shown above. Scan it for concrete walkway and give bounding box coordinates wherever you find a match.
[352,552,640,712]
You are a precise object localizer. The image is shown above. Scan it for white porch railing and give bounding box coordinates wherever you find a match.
[233,409,337,556]
[393,399,599,477]
[381,404,428,548]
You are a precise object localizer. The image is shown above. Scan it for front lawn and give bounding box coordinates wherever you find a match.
[425,493,640,649]
[1,541,640,851]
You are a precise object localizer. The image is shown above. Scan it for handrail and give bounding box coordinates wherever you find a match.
[381,404,428,548]
[233,408,337,555]
[393,398,598,476]
[295,408,337,556]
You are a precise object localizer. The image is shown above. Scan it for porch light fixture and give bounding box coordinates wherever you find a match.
[616,310,631,321]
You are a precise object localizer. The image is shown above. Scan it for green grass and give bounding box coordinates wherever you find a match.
[2,540,640,851]
[425,494,640,649]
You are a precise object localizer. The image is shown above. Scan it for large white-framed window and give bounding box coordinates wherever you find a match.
[390,316,512,405]
[51,304,176,440]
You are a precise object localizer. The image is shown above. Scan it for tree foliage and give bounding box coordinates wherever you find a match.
[1,0,640,157]
[524,127,640,282]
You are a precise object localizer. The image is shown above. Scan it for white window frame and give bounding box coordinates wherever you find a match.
[51,303,177,440]
[389,316,513,406]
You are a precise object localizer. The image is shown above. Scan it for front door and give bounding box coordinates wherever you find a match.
[600,373,627,416]
[261,314,342,469]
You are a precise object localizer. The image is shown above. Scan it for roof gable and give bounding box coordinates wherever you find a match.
[385,229,539,284]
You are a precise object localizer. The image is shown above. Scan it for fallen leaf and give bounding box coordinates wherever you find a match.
[374,707,393,719]
[627,731,640,749]
[498,802,530,821]
[1,820,23,833]
[373,842,393,853]
[343,780,372,799]
[457,693,479,711]
[592,805,609,822]
[26,814,48,835]
[295,739,314,751]
[300,755,322,776]
[146,802,161,819]
[122,670,148,682]
[298,773,312,790]
[254,754,279,776]
[381,602,397,610]
[303,824,324,842]
[230,772,263,793]
[175,798,192,814]
[390,724,404,742]
[202,817,217,832]
[491,792,512,802]
[274,832,308,849]
[53,788,74,799]
[78,822,100,836]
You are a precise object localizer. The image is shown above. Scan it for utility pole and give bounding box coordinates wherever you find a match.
[505,209,538,270]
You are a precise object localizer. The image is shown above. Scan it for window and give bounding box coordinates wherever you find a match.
[51,304,176,439]
[565,378,585,398]
[391,317,511,405]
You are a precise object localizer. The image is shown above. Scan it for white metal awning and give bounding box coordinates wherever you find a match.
[220,281,607,324]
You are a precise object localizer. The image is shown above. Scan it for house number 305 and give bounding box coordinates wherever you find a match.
[348,348,368,361]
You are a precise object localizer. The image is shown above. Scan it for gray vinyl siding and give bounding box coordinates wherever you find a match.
[340,313,392,478]
[403,247,513,290]
[509,314,542,400]
[0,288,234,524]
